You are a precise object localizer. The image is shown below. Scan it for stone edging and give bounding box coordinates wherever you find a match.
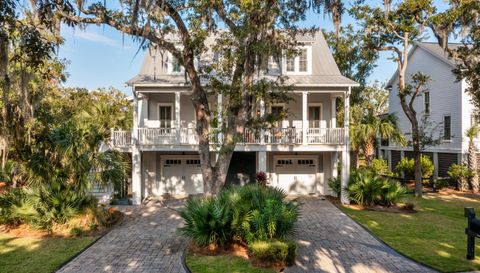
[331,199,439,273]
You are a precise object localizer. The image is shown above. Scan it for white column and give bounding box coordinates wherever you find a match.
[302,92,308,144]
[260,99,265,144]
[132,89,142,205]
[433,152,439,179]
[340,89,350,204]
[218,94,223,144]
[175,92,181,143]
[331,96,337,128]
[388,150,392,170]
[258,151,267,172]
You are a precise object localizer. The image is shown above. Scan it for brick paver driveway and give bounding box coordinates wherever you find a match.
[58,197,435,273]
[287,197,436,273]
[57,200,187,273]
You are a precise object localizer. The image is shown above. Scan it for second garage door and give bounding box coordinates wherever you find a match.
[275,157,318,194]
[162,157,203,195]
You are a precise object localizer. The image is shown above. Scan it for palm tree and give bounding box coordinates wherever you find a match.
[466,126,479,193]
[350,108,406,167]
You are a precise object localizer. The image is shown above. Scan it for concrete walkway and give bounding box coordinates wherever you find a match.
[287,197,436,273]
[57,197,436,273]
[57,200,187,273]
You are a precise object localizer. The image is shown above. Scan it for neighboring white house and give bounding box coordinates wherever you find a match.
[110,31,358,204]
[380,42,477,178]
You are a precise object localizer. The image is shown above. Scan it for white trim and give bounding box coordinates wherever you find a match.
[130,83,359,88]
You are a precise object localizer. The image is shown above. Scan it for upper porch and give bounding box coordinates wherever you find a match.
[111,88,351,151]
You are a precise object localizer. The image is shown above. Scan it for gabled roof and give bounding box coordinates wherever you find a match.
[126,31,359,88]
[386,42,462,88]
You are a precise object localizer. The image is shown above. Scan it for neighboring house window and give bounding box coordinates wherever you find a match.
[424,91,430,114]
[171,56,181,73]
[308,106,321,128]
[299,48,308,72]
[443,115,451,141]
[159,105,172,128]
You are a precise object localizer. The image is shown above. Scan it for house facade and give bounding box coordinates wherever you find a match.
[380,42,477,178]
[111,32,358,204]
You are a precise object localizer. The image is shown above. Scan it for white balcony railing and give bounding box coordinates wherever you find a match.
[111,127,345,147]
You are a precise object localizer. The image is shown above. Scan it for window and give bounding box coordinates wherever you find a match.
[165,159,181,165]
[171,56,181,73]
[284,47,310,74]
[277,159,293,165]
[424,92,430,114]
[286,56,295,72]
[186,159,200,165]
[308,106,321,128]
[271,106,284,127]
[299,48,308,72]
[444,115,451,141]
[298,159,314,165]
[159,105,172,128]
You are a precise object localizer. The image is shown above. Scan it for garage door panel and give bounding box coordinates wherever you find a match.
[276,158,318,195]
[161,157,204,195]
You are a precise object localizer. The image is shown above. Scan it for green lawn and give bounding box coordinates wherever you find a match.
[186,254,276,273]
[340,192,480,272]
[0,233,97,273]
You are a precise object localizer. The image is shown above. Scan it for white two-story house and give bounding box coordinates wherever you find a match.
[111,31,358,204]
[380,42,477,178]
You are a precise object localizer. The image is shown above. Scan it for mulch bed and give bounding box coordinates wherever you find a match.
[325,196,417,213]
[187,241,287,270]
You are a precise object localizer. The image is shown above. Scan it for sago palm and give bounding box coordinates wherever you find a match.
[466,126,479,193]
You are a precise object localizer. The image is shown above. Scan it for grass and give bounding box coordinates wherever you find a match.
[0,232,97,273]
[186,254,276,273]
[340,192,480,272]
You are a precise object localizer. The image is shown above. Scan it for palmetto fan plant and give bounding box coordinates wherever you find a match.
[350,107,406,166]
[466,126,479,193]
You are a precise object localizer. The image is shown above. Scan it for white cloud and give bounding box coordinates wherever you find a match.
[73,30,119,47]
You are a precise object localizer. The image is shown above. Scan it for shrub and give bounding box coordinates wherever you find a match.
[435,179,450,190]
[249,239,296,266]
[370,158,393,176]
[179,184,299,247]
[395,155,434,179]
[328,177,341,197]
[256,172,268,186]
[0,188,25,224]
[179,197,232,247]
[448,164,473,191]
[70,226,83,236]
[347,169,406,207]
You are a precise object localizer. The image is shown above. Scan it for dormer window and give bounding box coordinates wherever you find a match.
[172,56,181,73]
[168,53,183,74]
[283,46,312,74]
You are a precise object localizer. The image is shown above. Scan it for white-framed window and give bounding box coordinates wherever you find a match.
[443,115,451,141]
[424,91,430,114]
[283,46,312,74]
[158,104,173,128]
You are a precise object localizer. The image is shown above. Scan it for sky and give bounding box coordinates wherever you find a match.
[58,1,450,95]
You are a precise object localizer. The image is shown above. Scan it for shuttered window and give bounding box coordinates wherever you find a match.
[424,92,430,114]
